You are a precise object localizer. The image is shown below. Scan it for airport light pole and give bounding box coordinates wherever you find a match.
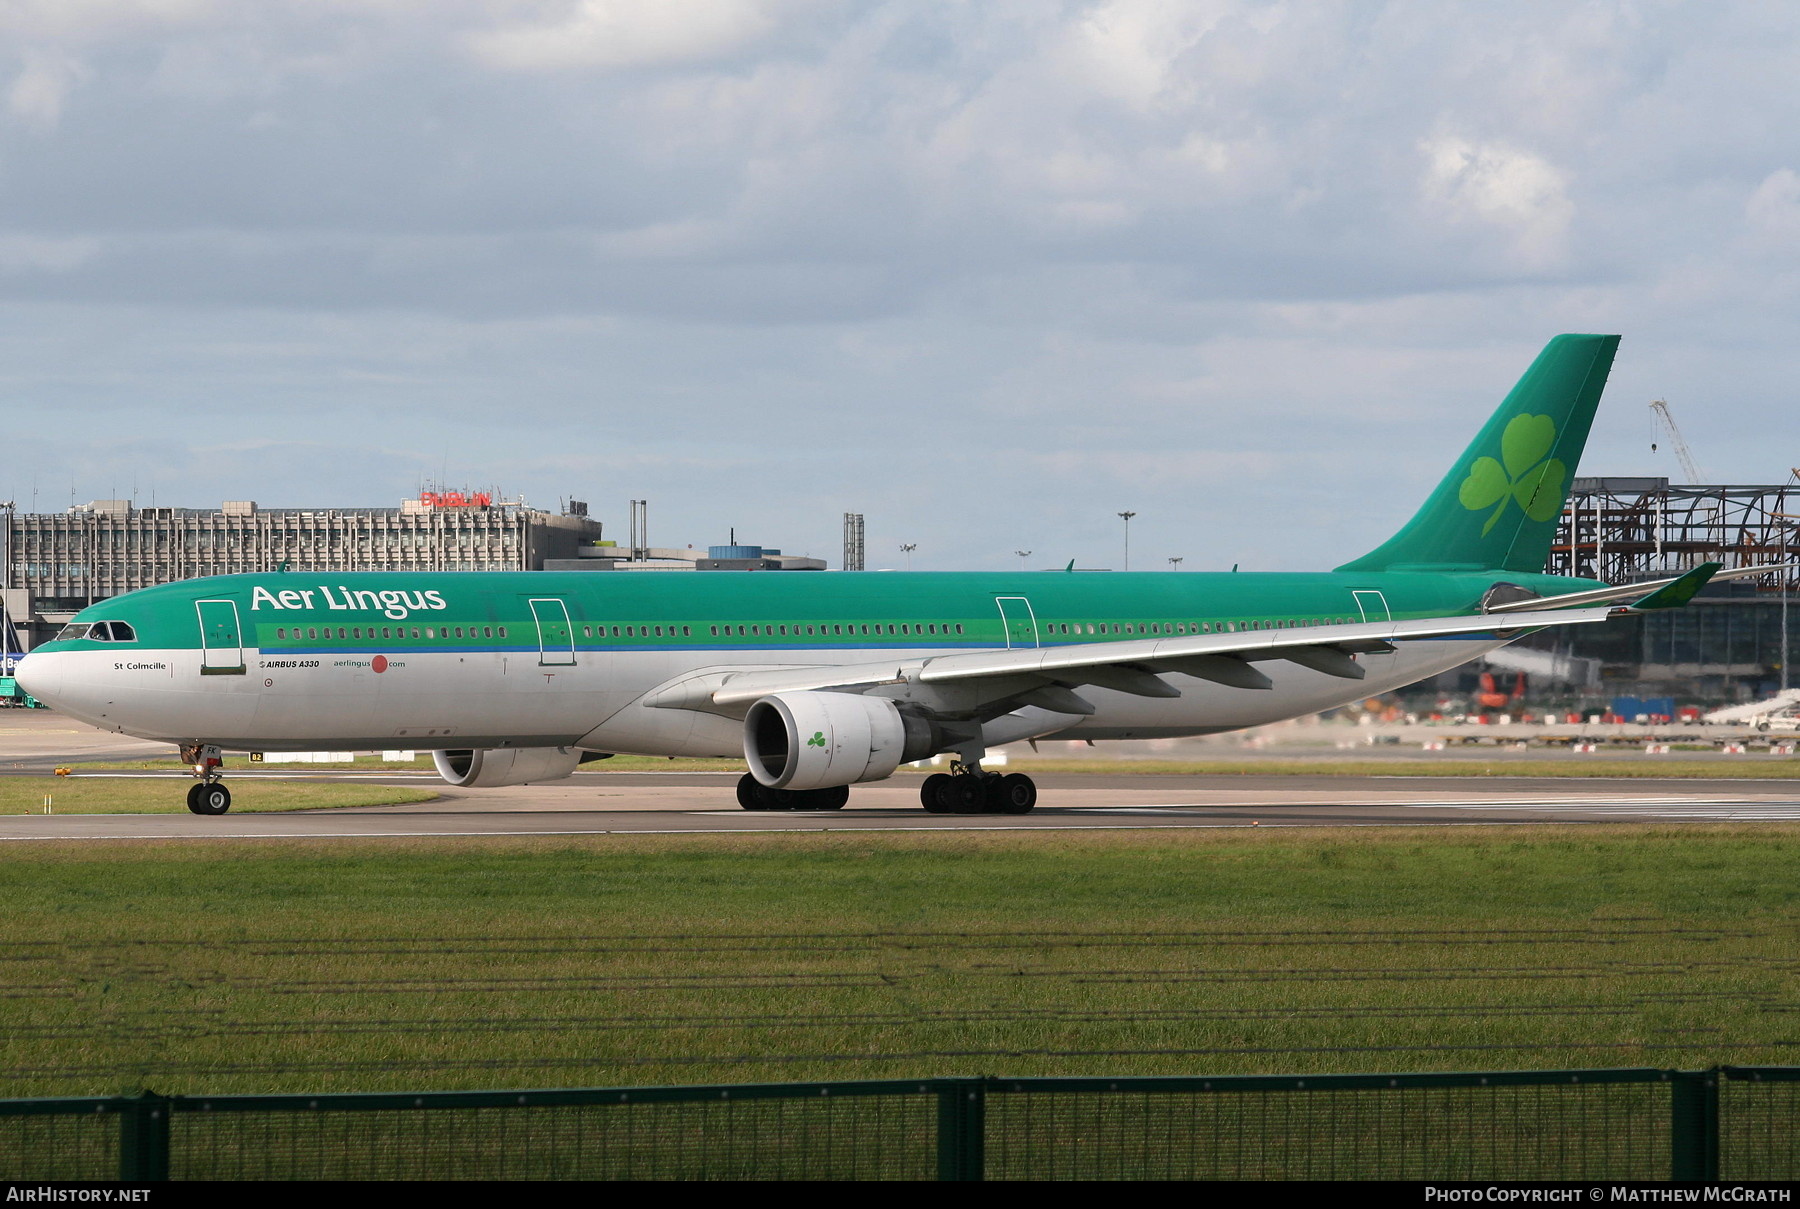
[1117,511,1136,571]
[1015,549,1032,570]
[1784,521,1793,693]
[1167,556,1183,571]
[900,543,916,572]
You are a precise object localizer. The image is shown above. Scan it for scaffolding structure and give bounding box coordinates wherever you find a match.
[1550,477,1800,590]
[842,512,865,572]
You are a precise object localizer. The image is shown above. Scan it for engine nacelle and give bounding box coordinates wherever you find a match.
[433,746,584,788]
[744,691,938,789]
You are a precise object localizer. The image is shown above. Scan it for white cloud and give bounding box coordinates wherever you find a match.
[1065,0,1224,111]
[0,0,218,39]
[7,50,89,128]
[0,233,100,271]
[1745,167,1800,242]
[1419,134,1575,270]
[467,0,790,72]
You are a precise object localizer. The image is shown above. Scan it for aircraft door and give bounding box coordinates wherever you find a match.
[1351,591,1391,623]
[995,596,1040,649]
[196,599,246,675]
[529,598,577,666]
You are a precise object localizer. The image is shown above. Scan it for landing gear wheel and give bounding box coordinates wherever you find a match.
[947,776,987,815]
[992,773,1037,814]
[921,773,954,813]
[737,773,778,811]
[799,785,850,811]
[737,775,850,811]
[187,782,231,816]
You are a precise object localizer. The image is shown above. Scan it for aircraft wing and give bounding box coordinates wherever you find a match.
[699,601,1630,710]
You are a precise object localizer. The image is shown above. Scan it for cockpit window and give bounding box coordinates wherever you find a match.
[57,621,135,642]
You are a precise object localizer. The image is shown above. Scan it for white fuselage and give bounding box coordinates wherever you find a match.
[19,635,1506,759]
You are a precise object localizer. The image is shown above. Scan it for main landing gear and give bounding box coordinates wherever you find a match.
[180,742,231,815]
[920,768,1037,815]
[736,774,850,811]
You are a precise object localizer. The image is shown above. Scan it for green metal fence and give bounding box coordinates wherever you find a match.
[2,1066,1794,1181]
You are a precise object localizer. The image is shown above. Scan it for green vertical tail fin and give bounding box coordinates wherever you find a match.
[1335,333,1620,574]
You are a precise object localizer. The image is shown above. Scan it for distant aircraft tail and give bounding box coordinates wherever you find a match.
[1335,333,1620,574]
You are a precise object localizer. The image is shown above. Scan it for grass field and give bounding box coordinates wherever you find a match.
[1,824,1796,1098]
[0,777,438,814]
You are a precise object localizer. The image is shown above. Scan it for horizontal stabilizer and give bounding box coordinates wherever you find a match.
[1629,561,1721,610]
[1483,562,1787,614]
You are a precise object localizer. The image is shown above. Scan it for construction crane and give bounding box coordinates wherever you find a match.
[1649,399,1705,482]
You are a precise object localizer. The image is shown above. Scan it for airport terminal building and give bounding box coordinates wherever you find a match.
[0,495,828,651]
[0,495,604,649]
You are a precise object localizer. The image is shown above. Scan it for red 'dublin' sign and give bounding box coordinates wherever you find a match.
[420,491,492,508]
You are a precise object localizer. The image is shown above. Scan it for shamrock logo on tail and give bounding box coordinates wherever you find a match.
[807,731,827,748]
[1458,414,1567,536]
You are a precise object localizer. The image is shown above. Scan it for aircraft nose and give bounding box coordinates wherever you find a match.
[15,652,66,710]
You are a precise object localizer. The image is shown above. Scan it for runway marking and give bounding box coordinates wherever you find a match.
[693,795,1795,818]
[1402,801,1800,820]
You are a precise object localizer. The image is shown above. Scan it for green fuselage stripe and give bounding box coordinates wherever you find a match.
[38,568,1602,657]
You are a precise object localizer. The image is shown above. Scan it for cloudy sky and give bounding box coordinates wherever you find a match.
[2,0,1797,571]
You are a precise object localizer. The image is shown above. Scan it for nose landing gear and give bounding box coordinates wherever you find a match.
[180,743,231,815]
[186,781,231,815]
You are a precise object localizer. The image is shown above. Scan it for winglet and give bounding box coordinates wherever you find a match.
[1626,561,1720,611]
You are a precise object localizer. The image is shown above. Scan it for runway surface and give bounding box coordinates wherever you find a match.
[4,770,1800,841]
[0,709,1795,842]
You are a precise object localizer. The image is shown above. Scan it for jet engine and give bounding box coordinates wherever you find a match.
[743,691,939,790]
[432,746,584,788]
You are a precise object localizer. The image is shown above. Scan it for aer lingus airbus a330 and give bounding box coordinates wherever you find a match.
[17,334,1750,816]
